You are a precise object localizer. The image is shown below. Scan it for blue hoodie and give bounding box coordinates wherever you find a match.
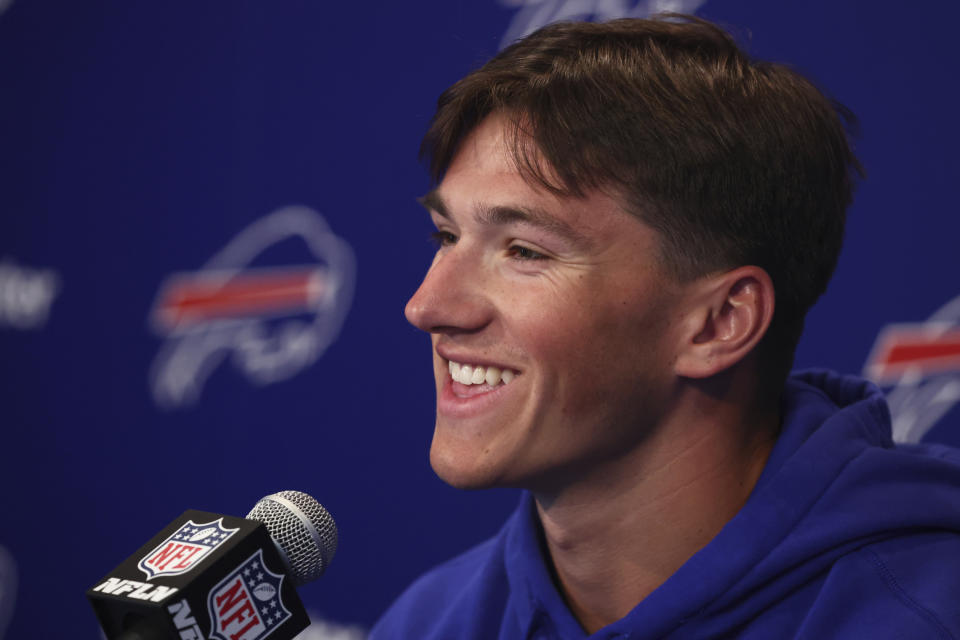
[372,371,960,639]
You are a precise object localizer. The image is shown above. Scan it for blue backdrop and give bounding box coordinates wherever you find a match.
[1,1,959,638]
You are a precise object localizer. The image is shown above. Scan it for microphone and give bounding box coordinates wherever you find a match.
[87,491,337,640]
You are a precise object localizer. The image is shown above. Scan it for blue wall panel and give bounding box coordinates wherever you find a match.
[1,1,958,637]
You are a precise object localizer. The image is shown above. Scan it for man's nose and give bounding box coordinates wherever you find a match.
[405,247,491,335]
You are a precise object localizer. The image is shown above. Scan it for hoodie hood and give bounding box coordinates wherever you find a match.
[506,370,960,639]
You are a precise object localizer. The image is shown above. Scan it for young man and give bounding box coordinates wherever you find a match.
[373,15,960,639]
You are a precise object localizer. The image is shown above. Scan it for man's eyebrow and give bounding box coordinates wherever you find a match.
[417,189,592,249]
[418,189,449,219]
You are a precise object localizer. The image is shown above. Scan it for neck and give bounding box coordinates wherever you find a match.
[532,389,778,634]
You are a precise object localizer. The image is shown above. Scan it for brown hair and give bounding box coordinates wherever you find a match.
[421,15,863,386]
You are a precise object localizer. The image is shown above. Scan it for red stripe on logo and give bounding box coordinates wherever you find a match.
[867,327,960,382]
[155,268,325,330]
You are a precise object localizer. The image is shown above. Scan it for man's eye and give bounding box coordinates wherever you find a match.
[429,231,457,247]
[508,245,547,260]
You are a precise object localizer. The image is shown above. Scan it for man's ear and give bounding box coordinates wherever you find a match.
[673,266,775,379]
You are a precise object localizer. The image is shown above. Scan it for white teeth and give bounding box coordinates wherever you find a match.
[446,360,518,387]
[470,367,486,385]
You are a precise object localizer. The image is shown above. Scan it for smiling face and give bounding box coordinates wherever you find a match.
[405,113,694,494]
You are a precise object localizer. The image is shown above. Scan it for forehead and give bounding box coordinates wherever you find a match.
[430,114,644,245]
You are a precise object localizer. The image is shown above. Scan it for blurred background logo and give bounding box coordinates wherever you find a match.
[0,258,60,331]
[149,206,355,409]
[865,293,960,442]
[498,0,709,47]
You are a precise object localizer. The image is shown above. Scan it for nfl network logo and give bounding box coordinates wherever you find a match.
[138,518,239,580]
[864,292,960,443]
[208,549,291,640]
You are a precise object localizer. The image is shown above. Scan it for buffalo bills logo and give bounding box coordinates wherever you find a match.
[864,293,960,442]
[148,206,355,409]
[138,518,238,580]
[208,549,290,640]
[498,0,709,49]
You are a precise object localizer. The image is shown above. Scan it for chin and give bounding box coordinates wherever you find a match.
[429,444,508,491]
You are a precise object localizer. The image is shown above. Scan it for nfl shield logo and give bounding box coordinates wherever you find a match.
[208,549,291,640]
[138,518,239,580]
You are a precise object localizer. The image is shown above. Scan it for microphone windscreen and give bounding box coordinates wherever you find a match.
[246,490,338,586]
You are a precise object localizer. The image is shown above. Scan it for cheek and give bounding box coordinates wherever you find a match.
[534,273,664,347]
[530,284,674,403]
[502,264,677,366]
